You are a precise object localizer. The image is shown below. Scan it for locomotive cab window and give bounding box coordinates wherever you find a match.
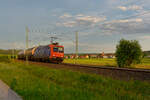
[53,47,64,53]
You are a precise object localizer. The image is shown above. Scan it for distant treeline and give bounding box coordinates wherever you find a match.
[65,51,150,57]
[0,49,21,55]
[0,49,150,56]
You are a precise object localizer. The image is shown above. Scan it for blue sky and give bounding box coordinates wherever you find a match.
[0,0,150,53]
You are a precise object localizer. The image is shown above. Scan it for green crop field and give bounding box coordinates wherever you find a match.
[63,58,150,69]
[0,57,149,100]
[64,58,116,66]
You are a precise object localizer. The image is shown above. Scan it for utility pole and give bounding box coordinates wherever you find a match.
[75,31,78,58]
[12,47,14,60]
[26,26,29,64]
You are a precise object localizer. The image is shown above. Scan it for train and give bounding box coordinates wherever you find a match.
[18,43,64,63]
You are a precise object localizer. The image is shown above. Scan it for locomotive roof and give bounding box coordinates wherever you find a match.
[24,44,64,51]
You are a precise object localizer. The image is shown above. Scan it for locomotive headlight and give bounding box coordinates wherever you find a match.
[53,55,56,57]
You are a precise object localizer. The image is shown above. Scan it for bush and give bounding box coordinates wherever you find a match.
[115,39,142,67]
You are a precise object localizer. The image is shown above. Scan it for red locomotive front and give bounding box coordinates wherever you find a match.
[49,44,64,63]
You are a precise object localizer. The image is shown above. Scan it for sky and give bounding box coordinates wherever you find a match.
[0,0,150,53]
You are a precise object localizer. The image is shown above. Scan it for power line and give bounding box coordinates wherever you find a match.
[50,36,58,44]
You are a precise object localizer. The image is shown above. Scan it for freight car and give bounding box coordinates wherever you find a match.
[18,43,64,63]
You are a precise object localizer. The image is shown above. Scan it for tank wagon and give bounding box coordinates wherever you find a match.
[18,43,64,63]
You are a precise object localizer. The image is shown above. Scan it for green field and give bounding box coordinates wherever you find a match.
[63,58,150,69]
[0,57,150,100]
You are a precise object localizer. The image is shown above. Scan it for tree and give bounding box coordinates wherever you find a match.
[115,39,142,67]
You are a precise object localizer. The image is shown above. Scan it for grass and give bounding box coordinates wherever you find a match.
[63,58,150,69]
[136,58,150,69]
[63,58,116,66]
[0,54,11,63]
[0,59,149,100]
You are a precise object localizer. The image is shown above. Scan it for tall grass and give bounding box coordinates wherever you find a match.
[0,61,149,100]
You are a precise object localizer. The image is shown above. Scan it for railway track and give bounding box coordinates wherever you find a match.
[62,63,150,82]
[19,60,150,82]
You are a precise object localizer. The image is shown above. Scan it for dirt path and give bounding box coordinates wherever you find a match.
[0,80,22,100]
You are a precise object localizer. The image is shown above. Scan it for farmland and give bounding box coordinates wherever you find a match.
[0,56,150,100]
[63,58,150,69]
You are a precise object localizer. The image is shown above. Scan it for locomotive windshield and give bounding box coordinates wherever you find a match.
[53,47,64,53]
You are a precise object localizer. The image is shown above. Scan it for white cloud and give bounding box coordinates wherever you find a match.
[58,13,106,27]
[76,15,106,23]
[111,18,143,23]
[99,18,146,35]
[63,21,77,27]
[118,5,143,11]
[76,14,84,17]
[59,13,72,18]
[129,5,143,10]
[118,6,127,11]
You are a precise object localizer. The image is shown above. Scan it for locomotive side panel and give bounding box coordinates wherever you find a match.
[33,46,51,61]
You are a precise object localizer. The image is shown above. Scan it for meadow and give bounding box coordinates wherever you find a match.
[0,56,149,100]
[63,58,150,69]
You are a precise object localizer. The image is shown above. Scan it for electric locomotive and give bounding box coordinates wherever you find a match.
[18,43,64,63]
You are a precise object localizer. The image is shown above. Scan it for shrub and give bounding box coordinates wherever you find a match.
[115,39,142,67]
